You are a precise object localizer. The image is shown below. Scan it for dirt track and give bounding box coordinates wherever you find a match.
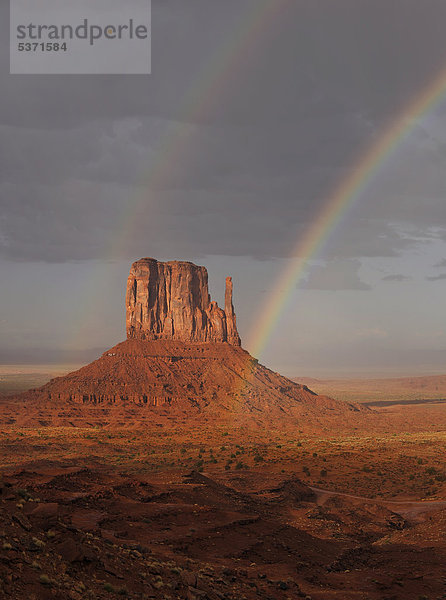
[311,486,446,520]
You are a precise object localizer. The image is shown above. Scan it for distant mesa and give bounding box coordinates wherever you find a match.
[126,258,241,346]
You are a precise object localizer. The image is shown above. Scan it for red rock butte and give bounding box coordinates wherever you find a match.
[126,258,241,346]
[9,257,367,429]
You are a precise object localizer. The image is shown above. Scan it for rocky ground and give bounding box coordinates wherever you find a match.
[1,403,446,600]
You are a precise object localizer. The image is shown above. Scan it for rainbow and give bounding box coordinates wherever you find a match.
[247,65,446,361]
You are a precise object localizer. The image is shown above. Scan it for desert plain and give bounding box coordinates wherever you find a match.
[2,384,446,600]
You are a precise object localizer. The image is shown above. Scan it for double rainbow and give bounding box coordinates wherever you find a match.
[138,1,446,361]
[98,2,446,366]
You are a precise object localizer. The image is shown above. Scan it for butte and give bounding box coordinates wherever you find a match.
[16,258,366,430]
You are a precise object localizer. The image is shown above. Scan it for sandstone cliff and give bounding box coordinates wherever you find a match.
[126,258,241,345]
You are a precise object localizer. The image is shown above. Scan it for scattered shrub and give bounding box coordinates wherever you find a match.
[39,574,51,586]
[17,488,30,500]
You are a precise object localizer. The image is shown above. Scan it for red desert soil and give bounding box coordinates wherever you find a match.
[1,428,446,600]
[1,340,446,598]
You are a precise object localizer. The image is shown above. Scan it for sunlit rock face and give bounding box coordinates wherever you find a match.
[125,258,241,346]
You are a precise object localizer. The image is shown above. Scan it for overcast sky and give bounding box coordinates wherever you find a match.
[2,0,446,377]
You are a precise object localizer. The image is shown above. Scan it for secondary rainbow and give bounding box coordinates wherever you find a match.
[69,0,290,352]
[247,64,446,361]
[110,0,290,259]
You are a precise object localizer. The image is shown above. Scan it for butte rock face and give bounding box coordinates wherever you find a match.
[126,258,241,345]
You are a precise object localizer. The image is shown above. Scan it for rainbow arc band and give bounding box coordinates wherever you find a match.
[246,62,446,361]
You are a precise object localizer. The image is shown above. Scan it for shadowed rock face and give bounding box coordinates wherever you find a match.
[126,258,241,345]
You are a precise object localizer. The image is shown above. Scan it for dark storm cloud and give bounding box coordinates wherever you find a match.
[302,259,371,291]
[382,274,413,282]
[2,0,446,263]
[434,259,446,268]
[426,273,446,281]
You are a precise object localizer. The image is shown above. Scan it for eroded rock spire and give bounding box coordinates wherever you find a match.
[224,276,241,346]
